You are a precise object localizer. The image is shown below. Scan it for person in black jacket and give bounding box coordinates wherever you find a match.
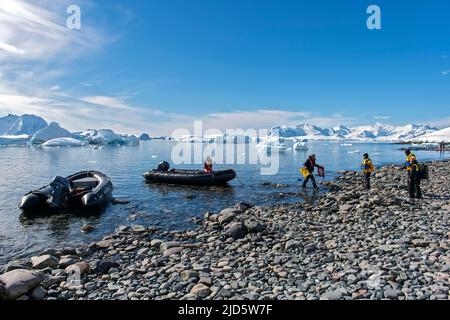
[302,154,323,189]
[408,159,422,199]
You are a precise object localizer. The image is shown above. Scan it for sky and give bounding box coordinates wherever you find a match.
[0,0,450,135]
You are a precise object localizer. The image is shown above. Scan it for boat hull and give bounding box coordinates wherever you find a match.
[143,169,236,186]
[20,171,113,214]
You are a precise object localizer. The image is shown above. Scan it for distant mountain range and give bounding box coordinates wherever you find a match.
[269,123,443,141]
[1,114,449,142]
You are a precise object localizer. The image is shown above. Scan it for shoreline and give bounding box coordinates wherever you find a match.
[1,159,449,300]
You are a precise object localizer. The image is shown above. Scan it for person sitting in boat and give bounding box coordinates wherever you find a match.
[301,154,323,190]
[204,156,213,173]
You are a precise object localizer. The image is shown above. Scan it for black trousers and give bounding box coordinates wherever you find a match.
[408,177,422,198]
[303,174,317,188]
[364,172,371,189]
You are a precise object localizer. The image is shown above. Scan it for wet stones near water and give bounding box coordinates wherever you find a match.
[80,224,94,234]
[5,259,32,273]
[31,255,58,270]
[2,160,449,301]
[0,269,44,300]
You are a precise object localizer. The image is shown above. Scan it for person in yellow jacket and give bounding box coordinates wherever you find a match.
[403,149,421,198]
[408,159,422,199]
[361,153,374,189]
[403,149,417,171]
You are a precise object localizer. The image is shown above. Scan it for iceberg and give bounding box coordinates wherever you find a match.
[74,129,140,146]
[121,134,140,146]
[0,134,30,146]
[139,133,151,141]
[42,137,85,147]
[0,114,47,135]
[30,122,72,145]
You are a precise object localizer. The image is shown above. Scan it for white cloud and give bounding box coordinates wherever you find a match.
[0,0,107,60]
[81,96,135,111]
[441,70,450,76]
[0,41,26,55]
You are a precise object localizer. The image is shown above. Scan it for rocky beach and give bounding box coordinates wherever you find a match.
[1,160,449,301]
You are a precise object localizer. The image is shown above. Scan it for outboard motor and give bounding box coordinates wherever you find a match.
[157,161,170,172]
[46,176,70,209]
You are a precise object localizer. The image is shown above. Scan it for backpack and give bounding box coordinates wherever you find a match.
[418,163,429,179]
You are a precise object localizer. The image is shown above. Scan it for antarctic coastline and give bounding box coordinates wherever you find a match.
[1,160,449,300]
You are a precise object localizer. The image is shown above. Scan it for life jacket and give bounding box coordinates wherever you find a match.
[361,159,374,173]
[304,158,315,173]
[405,153,417,171]
[204,163,213,173]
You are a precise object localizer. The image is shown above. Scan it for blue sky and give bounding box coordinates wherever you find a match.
[0,0,449,135]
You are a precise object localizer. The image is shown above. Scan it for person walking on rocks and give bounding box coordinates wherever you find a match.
[403,149,420,198]
[361,153,374,189]
[408,159,422,199]
[301,154,324,190]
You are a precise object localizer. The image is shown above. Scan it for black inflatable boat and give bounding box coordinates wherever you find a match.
[143,169,236,186]
[20,171,113,213]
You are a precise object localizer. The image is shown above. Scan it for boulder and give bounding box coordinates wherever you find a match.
[31,255,58,269]
[244,219,266,233]
[30,286,47,300]
[163,247,183,257]
[325,239,338,249]
[190,283,211,299]
[97,260,120,274]
[80,224,94,233]
[160,241,181,251]
[58,256,77,269]
[181,270,200,281]
[96,239,115,249]
[0,269,43,300]
[65,261,90,275]
[223,222,247,240]
[5,259,32,272]
[411,239,429,247]
[150,239,164,248]
[285,240,301,251]
[218,208,240,225]
[132,225,146,233]
[41,276,66,289]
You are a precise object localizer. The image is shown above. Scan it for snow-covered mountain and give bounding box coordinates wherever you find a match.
[269,123,440,141]
[415,127,450,142]
[0,114,47,135]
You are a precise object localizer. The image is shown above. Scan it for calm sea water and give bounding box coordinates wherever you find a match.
[0,141,448,267]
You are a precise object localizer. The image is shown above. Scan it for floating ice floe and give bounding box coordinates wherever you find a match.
[42,137,85,147]
[0,135,30,146]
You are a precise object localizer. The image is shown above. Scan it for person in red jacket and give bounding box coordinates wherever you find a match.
[204,156,213,173]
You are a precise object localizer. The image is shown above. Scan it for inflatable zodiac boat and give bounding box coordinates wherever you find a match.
[143,162,236,186]
[20,171,113,213]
